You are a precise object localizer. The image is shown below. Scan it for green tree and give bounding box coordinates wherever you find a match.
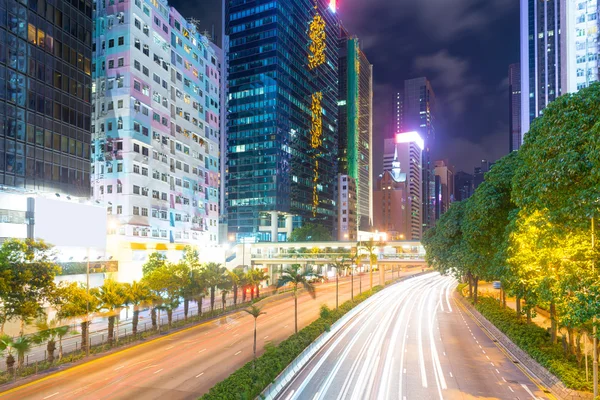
[249,268,269,298]
[32,318,72,363]
[143,263,182,328]
[203,263,226,312]
[57,282,99,355]
[227,267,245,306]
[180,246,201,319]
[143,252,167,276]
[243,305,266,366]
[125,280,151,335]
[96,279,128,344]
[276,264,319,334]
[288,223,332,242]
[358,239,378,290]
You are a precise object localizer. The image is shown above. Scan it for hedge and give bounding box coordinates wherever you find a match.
[200,286,384,400]
[474,297,590,391]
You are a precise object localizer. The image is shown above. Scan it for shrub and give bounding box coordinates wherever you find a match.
[200,286,383,399]
[475,297,590,391]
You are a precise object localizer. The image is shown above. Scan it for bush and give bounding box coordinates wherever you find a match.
[475,297,590,391]
[200,286,384,399]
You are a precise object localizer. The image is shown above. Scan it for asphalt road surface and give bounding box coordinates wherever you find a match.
[276,273,551,400]
[0,268,416,399]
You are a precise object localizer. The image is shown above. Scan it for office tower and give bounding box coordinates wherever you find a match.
[226,0,339,242]
[509,63,522,152]
[454,171,474,202]
[378,132,423,240]
[394,77,436,232]
[91,0,221,256]
[473,159,493,190]
[338,28,373,233]
[334,174,357,241]
[433,160,454,220]
[0,0,93,195]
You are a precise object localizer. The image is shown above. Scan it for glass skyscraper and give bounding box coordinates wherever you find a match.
[0,0,93,195]
[226,0,339,242]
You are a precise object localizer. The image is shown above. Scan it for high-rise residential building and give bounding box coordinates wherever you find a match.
[334,174,357,241]
[509,63,522,152]
[91,0,221,273]
[226,0,339,242]
[520,0,599,136]
[394,77,436,232]
[0,0,93,195]
[433,160,454,220]
[454,171,474,202]
[379,132,423,240]
[338,28,373,233]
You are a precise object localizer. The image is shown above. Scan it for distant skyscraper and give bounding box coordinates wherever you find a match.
[0,0,92,195]
[338,28,373,232]
[92,0,221,248]
[226,0,339,242]
[433,160,454,220]
[509,64,522,152]
[394,77,436,233]
[473,159,493,190]
[454,171,474,202]
[380,132,423,240]
[520,0,599,136]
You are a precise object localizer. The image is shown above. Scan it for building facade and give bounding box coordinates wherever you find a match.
[509,63,522,152]
[454,171,474,202]
[380,132,423,240]
[91,0,221,256]
[226,0,339,242]
[394,77,436,233]
[338,29,373,233]
[433,160,454,220]
[520,0,599,136]
[334,174,357,241]
[0,0,93,196]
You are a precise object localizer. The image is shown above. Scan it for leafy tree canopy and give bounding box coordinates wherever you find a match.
[288,223,332,242]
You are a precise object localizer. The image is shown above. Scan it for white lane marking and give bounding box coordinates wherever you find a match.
[284,390,295,400]
[490,362,495,367]
[508,386,514,393]
[235,350,242,355]
[404,369,406,374]
[284,325,288,328]
[417,290,429,388]
[199,349,206,353]
[140,364,157,371]
[43,393,60,399]
[502,377,507,382]
[521,383,540,399]
[486,356,490,360]
[264,335,269,339]
[165,345,174,350]
[449,372,453,378]
[496,369,500,374]
[114,365,125,371]
[196,372,204,378]
[443,352,446,356]
[234,334,240,337]
[312,392,320,400]
[478,345,482,349]
[153,368,163,374]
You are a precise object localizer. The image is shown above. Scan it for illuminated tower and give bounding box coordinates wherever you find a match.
[226,0,339,241]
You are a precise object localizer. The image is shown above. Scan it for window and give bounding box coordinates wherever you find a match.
[117,205,122,214]
[118,100,123,108]
[108,60,114,69]
[134,60,141,70]
[142,167,148,176]
[134,143,140,153]
[133,206,140,215]
[117,163,123,172]
[108,39,114,48]
[118,36,124,46]
[142,208,148,217]
[133,185,140,195]
[133,164,140,174]
[134,80,141,91]
[118,57,124,67]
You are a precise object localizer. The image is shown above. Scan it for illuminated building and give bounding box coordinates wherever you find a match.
[334,174,357,241]
[226,0,339,242]
[509,63,521,152]
[433,160,454,220]
[0,0,93,195]
[91,0,221,279]
[379,132,423,240]
[338,28,373,234]
[394,78,435,233]
[520,0,599,136]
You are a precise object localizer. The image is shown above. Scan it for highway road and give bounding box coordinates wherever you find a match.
[0,268,416,399]
[277,273,551,400]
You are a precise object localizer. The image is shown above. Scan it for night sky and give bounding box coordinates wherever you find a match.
[170,0,520,175]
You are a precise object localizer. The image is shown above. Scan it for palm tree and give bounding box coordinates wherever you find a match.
[96,279,127,344]
[57,283,99,355]
[126,281,150,336]
[243,305,266,366]
[203,263,226,312]
[276,264,319,334]
[12,336,32,369]
[330,258,347,310]
[0,334,15,373]
[251,269,269,298]
[227,267,245,306]
[180,246,201,319]
[359,239,378,290]
[33,319,72,363]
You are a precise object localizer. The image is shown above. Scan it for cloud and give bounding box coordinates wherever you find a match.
[412,50,483,115]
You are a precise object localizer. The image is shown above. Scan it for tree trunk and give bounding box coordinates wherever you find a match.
[58,336,63,360]
[17,352,24,369]
[151,308,157,330]
[468,272,473,298]
[502,289,507,308]
[198,296,203,316]
[242,287,247,303]
[526,307,532,324]
[567,327,575,355]
[253,319,257,360]
[550,300,558,344]
[222,292,226,310]
[81,321,89,354]
[132,308,139,335]
[210,287,215,312]
[233,284,238,305]
[47,339,56,363]
[184,299,189,320]
[516,295,522,317]
[256,284,260,298]
[108,316,115,344]
[167,309,173,327]
[251,286,255,301]
[6,354,15,374]
[473,277,479,305]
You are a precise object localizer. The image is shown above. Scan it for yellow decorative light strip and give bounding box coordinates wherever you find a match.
[308,14,326,70]
[313,160,319,215]
[310,92,323,149]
